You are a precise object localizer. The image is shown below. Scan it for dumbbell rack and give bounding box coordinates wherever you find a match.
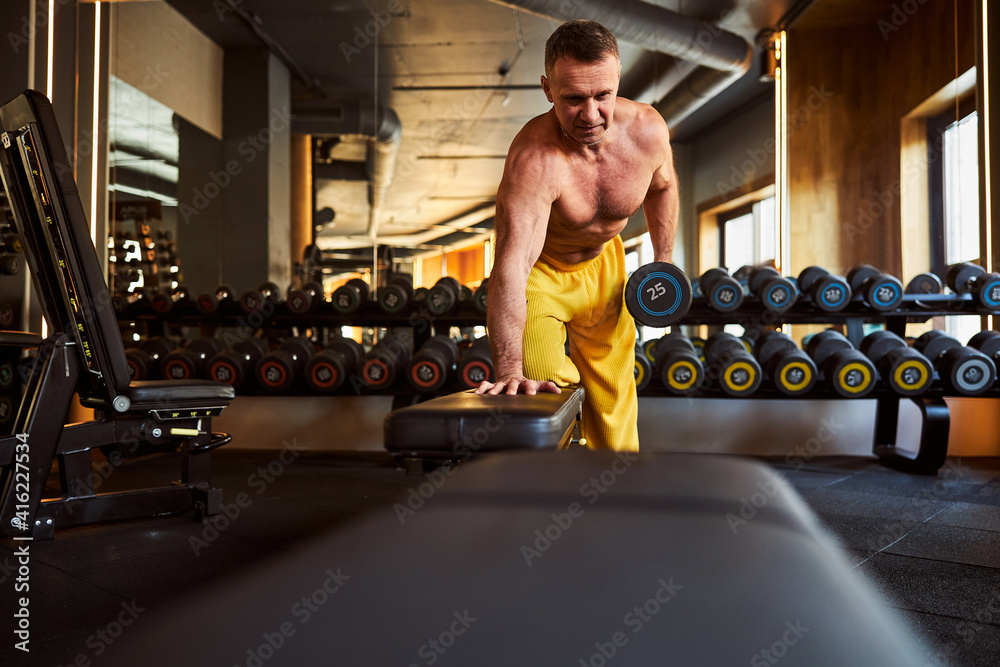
[669,292,996,475]
[117,299,490,409]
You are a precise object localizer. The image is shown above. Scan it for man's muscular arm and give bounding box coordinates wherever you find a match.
[641,109,679,264]
[477,142,561,396]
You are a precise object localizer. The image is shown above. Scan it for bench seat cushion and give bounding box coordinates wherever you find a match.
[384,388,584,454]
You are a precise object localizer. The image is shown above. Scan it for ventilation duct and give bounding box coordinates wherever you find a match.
[488,0,753,125]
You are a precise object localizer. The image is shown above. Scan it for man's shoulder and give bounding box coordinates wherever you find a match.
[507,115,564,170]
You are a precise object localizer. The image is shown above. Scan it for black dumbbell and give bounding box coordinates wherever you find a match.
[377,275,414,314]
[732,265,753,285]
[699,268,745,313]
[906,273,943,295]
[968,330,1000,367]
[332,278,370,314]
[641,338,659,365]
[914,330,997,395]
[859,330,933,396]
[124,336,178,381]
[406,335,459,392]
[0,302,13,328]
[653,334,704,395]
[149,285,191,314]
[287,282,324,315]
[703,332,761,396]
[748,266,798,314]
[427,277,463,315]
[240,281,284,313]
[457,337,494,389]
[473,278,489,314]
[754,330,817,396]
[195,284,235,314]
[805,330,877,397]
[946,262,1000,311]
[161,337,225,380]
[624,262,692,327]
[797,267,852,313]
[360,334,411,390]
[634,344,653,391]
[846,265,904,312]
[111,290,147,314]
[306,338,364,393]
[256,338,315,392]
[206,337,269,390]
[689,336,706,361]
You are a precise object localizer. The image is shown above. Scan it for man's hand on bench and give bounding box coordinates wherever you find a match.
[476,375,562,396]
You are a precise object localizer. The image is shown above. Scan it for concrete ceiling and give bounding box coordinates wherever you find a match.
[162,0,816,257]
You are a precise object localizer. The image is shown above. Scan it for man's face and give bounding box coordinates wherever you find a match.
[541,55,621,145]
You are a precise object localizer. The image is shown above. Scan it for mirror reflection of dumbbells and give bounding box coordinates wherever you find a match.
[914,330,997,395]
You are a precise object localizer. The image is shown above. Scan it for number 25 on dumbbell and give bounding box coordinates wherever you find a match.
[625,262,693,327]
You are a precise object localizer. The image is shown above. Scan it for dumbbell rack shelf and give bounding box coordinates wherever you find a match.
[669,292,997,475]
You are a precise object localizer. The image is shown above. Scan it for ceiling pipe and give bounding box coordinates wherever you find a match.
[316,203,496,250]
[487,0,753,125]
[293,97,402,240]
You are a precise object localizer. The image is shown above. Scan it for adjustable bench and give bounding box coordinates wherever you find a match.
[105,451,929,666]
[0,91,234,539]
[384,387,585,470]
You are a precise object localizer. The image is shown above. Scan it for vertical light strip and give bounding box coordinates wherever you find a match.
[90,1,101,246]
[774,31,789,275]
[46,0,54,100]
[984,0,992,273]
[27,0,36,90]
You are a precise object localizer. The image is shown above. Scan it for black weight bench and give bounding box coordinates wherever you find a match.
[384,387,585,471]
[105,451,929,666]
[0,91,234,539]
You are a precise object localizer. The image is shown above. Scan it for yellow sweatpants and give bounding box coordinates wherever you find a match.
[523,236,639,452]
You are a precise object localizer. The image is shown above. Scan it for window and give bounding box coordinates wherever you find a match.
[932,108,981,344]
[719,196,776,271]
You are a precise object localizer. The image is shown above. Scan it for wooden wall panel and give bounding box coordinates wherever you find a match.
[788,0,975,279]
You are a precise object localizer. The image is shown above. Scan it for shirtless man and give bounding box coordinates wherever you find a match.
[476,19,679,453]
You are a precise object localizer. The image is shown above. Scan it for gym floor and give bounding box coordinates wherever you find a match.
[1,450,998,666]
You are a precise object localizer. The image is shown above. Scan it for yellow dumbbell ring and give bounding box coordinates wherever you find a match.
[667,359,698,391]
[779,361,813,392]
[894,359,930,389]
[724,361,757,391]
[837,362,873,394]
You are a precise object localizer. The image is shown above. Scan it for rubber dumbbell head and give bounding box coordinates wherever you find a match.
[361,335,411,390]
[634,344,653,391]
[939,346,996,395]
[377,276,414,314]
[473,278,489,314]
[407,335,458,392]
[704,332,761,396]
[161,337,224,380]
[287,282,323,315]
[860,330,932,396]
[653,334,704,395]
[749,267,797,314]
[457,337,493,389]
[807,330,876,397]
[256,338,315,391]
[797,266,851,312]
[699,268,745,313]
[332,278,370,314]
[624,262,692,327]
[754,331,817,396]
[207,337,268,389]
[946,262,986,294]
[427,277,461,315]
[307,338,364,393]
[905,273,943,295]
[847,264,903,312]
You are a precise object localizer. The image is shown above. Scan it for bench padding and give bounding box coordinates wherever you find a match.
[384,388,584,454]
[107,452,929,666]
